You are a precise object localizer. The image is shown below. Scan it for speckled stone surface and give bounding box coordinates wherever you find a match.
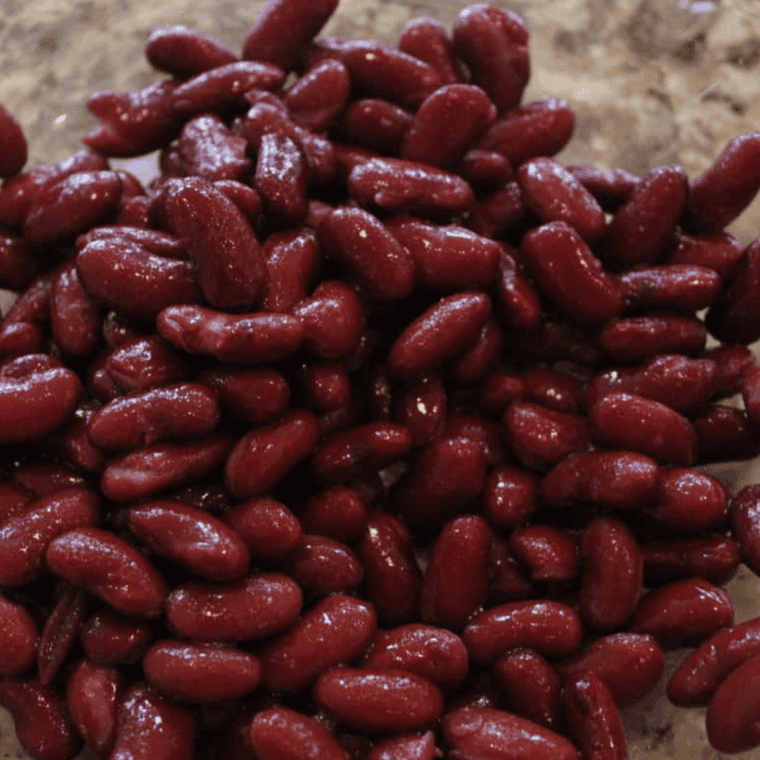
[1,1,760,758]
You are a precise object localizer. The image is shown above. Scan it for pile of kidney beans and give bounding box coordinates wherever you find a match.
[3,0,760,758]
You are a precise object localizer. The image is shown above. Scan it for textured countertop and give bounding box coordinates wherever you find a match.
[2,1,760,758]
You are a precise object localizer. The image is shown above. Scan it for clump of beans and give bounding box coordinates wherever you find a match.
[2,0,760,758]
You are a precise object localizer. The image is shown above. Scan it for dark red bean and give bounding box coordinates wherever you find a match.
[621,264,721,312]
[0,103,27,177]
[494,242,543,331]
[254,132,309,226]
[392,374,447,445]
[705,652,760,754]
[367,731,438,760]
[50,262,100,357]
[509,525,580,582]
[176,114,251,182]
[262,594,376,692]
[519,368,582,414]
[0,591,38,676]
[284,59,350,132]
[448,315,503,383]
[145,25,237,76]
[730,484,760,576]
[285,534,363,598]
[566,165,638,212]
[694,405,760,463]
[588,392,697,466]
[483,465,537,528]
[166,572,302,642]
[651,467,729,532]
[338,99,413,154]
[471,181,528,240]
[79,609,152,666]
[201,366,289,425]
[442,706,580,760]
[0,229,36,291]
[440,415,505,467]
[37,585,87,686]
[641,534,741,586]
[398,17,465,85]
[103,335,188,395]
[314,667,443,733]
[261,228,320,314]
[224,497,302,560]
[488,537,536,604]
[494,649,563,729]
[666,231,745,279]
[560,633,664,707]
[301,363,351,412]
[455,148,513,187]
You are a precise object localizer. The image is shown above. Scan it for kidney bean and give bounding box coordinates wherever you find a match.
[0,481,31,525]
[566,165,638,211]
[0,591,38,676]
[111,682,195,760]
[176,114,251,182]
[494,243,543,332]
[456,148,513,187]
[503,402,589,471]
[560,632,664,706]
[285,534,362,598]
[284,59,350,132]
[509,526,580,583]
[261,228,320,313]
[442,705,580,760]
[0,103,26,177]
[494,649,563,729]
[694,404,760,462]
[743,365,760,430]
[367,731,438,760]
[103,336,188,394]
[0,230,36,291]
[48,261,100,357]
[0,678,82,760]
[476,97,576,166]
[642,534,740,586]
[0,487,99,587]
[101,432,234,502]
[248,705,350,760]
[314,667,443,733]
[66,659,123,758]
[621,264,722,312]
[488,537,536,604]
[705,652,760,753]
[564,672,628,760]
[588,392,697,466]
[79,608,152,665]
[520,221,623,323]
[224,410,318,498]
[688,131,760,234]
[729,484,760,575]
[201,366,288,425]
[519,368,581,414]
[388,292,491,380]
[463,600,583,665]
[471,181,528,240]
[348,157,474,215]
[301,363,351,412]
[145,25,236,76]
[651,467,728,532]
[357,512,421,625]
[261,594,375,694]
[440,415,504,466]
[225,497,302,560]
[254,132,309,226]
[300,486,366,543]
[399,17,465,84]
[37,584,87,686]
[579,516,642,631]
[448,316,503,383]
[482,465,537,528]
[666,231,745,279]
[391,374,447,445]
[338,98,412,154]
[12,462,86,498]
[214,178,263,225]
[402,85,496,168]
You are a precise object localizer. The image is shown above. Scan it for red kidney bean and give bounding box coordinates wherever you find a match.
[494,648,563,729]
[642,534,741,586]
[688,131,760,234]
[145,25,236,76]
[143,641,261,703]
[476,97,576,166]
[338,98,413,154]
[517,157,606,242]
[348,157,474,215]
[440,415,504,466]
[669,616,760,707]
[125,500,249,581]
[367,731,438,760]
[453,4,529,112]
[488,537,535,604]
[301,363,351,412]
[564,672,628,760]
[420,515,490,630]
[201,366,289,425]
[224,410,318,498]
[0,487,99,587]
[357,511,421,625]
[284,59,350,132]
[262,595,376,692]
[519,368,582,414]
[176,114,251,182]
[314,667,443,733]
[0,591,38,676]
[483,465,537,528]
[100,432,234,502]
[494,242,543,332]
[12,462,85,498]
[311,422,412,483]
[167,572,301,642]
[448,316,503,383]
[50,262,100,357]
[730,484,760,575]
[103,335,188,395]
[666,231,745,279]
[248,705,350,760]
[0,103,27,177]
[214,178,263,224]
[388,292,491,380]
[396,436,488,526]
[588,392,697,466]
[77,238,201,320]
[566,165,638,211]
[456,148,513,186]
[503,402,589,471]
[463,600,583,665]
[399,16,465,84]
[579,516,642,631]
[705,652,760,753]
[157,305,304,363]
[509,526,580,583]
[285,534,363,598]
[630,578,733,650]
[621,264,721,312]
[87,381,219,451]
[442,705,580,760]
[0,678,82,760]
[79,608,152,665]
[0,321,43,361]
[560,632,664,706]
[0,229,36,291]
[362,623,468,691]
[163,177,268,310]
[46,527,167,619]
[254,132,309,226]
[743,365,760,429]
[392,374,447,445]
[651,467,728,531]
[694,404,760,462]
[111,682,194,760]
[402,85,496,168]
[225,497,302,560]
[261,228,319,313]
[471,181,528,240]
[37,585,87,685]
[66,659,124,758]
[0,481,31,525]
[520,221,623,323]
[603,165,688,270]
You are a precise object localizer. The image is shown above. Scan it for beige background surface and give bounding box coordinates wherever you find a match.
[2,0,760,757]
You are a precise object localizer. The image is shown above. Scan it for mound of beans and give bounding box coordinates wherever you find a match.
[3,0,760,758]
